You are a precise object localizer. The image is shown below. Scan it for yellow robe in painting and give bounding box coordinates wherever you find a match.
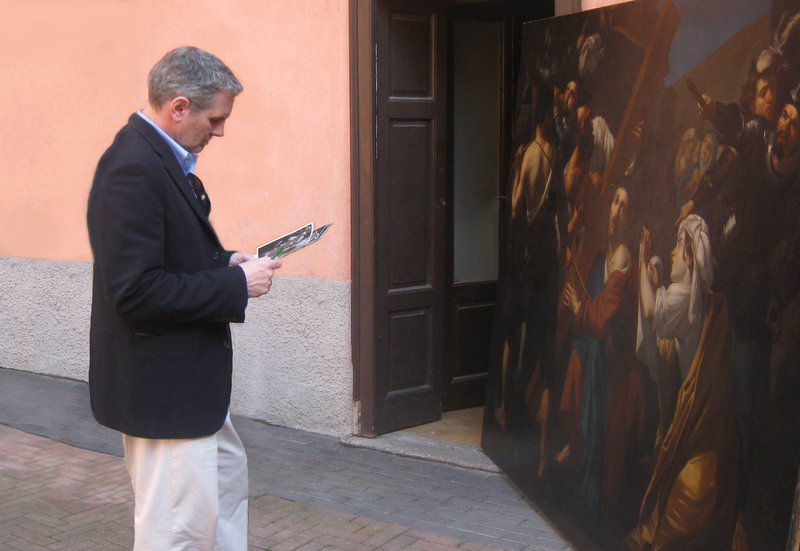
[625,293,739,550]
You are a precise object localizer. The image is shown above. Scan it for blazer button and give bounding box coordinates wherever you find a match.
[223,340,231,349]
[212,251,221,261]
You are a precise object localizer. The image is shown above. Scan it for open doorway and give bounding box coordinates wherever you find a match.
[427,1,560,447]
[350,0,554,439]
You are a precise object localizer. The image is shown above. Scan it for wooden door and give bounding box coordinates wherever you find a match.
[373,0,447,433]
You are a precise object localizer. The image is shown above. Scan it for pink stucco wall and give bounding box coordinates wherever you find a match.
[582,0,633,10]
[0,0,350,280]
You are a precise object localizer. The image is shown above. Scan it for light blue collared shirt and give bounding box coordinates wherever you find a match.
[136,111,197,175]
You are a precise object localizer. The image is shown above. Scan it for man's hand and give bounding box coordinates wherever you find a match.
[646,258,661,289]
[639,226,652,264]
[238,257,282,298]
[567,205,584,236]
[228,252,255,267]
[562,282,582,316]
[697,94,717,120]
[631,119,645,143]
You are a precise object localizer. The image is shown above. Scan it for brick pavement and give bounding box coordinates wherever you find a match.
[0,425,509,550]
[0,368,574,550]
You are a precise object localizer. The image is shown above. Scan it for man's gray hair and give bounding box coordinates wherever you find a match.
[148,46,243,110]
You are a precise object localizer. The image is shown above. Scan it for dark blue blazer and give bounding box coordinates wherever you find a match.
[87,114,248,439]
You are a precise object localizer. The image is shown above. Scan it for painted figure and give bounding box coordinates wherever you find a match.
[556,186,646,521]
[493,74,560,481]
[747,97,800,545]
[627,214,739,550]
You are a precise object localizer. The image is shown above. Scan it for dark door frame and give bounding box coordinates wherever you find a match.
[350,0,378,436]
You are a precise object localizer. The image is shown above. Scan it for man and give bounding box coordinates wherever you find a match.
[557,186,647,525]
[87,47,281,550]
[695,48,785,149]
[685,52,795,505]
[553,78,615,178]
[663,99,799,548]
[750,98,800,545]
[676,48,786,228]
[553,79,583,163]
[493,74,559,479]
[561,88,617,268]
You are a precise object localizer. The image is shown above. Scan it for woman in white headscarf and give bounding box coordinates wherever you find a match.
[636,215,714,383]
[626,215,740,550]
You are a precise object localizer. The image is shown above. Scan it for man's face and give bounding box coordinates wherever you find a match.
[675,130,697,177]
[564,81,578,113]
[670,232,690,283]
[577,104,593,139]
[175,91,235,154]
[753,77,778,122]
[529,86,539,124]
[775,103,800,159]
[608,186,629,241]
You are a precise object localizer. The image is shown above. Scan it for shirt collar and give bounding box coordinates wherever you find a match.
[136,111,197,175]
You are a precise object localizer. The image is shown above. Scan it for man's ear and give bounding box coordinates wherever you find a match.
[169,96,191,121]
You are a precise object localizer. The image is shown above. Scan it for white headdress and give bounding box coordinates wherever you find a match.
[678,214,713,324]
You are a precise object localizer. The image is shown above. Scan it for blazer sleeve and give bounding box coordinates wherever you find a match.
[89,159,248,323]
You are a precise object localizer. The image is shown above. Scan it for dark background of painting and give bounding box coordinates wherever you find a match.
[481,1,796,549]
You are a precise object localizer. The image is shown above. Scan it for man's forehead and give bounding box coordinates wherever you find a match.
[198,92,234,116]
[756,77,776,91]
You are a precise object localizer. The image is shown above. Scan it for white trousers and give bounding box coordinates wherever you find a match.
[122,413,248,551]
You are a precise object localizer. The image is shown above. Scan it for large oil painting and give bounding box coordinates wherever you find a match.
[482,1,800,549]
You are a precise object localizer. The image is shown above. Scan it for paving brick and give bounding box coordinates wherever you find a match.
[376,534,420,550]
[406,529,465,547]
[360,523,410,547]
[457,543,504,551]
[0,368,574,550]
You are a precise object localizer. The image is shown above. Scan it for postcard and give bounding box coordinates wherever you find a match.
[256,222,332,259]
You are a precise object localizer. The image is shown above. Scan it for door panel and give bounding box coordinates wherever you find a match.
[388,121,432,285]
[389,15,433,98]
[388,308,431,390]
[374,0,446,434]
[445,287,495,410]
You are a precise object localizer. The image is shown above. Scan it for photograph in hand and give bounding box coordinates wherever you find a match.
[256,222,332,259]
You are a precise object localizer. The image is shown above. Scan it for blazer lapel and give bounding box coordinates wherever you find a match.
[127,115,223,244]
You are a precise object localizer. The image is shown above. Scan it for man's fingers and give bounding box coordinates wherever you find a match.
[240,257,282,298]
